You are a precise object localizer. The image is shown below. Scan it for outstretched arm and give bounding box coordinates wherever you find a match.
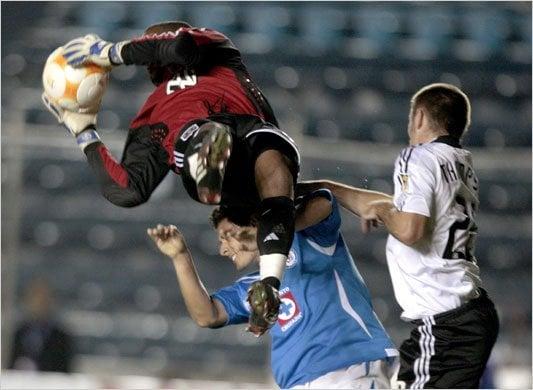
[297,180,393,219]
[42,90,170,209]
[63,29,237,69]
[298,180,428,245]
[147,224,228,328]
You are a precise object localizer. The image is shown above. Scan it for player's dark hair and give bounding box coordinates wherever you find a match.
[143,21,193,86]
[210,206,258,229]
[411,83,471,139]
[144,21,192,35]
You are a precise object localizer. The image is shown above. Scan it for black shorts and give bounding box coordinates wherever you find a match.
[398,289,499,389]
[177,114,300,208]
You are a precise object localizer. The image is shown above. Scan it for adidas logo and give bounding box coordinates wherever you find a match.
[263,233,279,242]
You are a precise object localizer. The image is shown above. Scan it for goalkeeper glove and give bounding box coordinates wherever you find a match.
[246,280,280,337]
[41,92,101,151]
[63,34,128,68]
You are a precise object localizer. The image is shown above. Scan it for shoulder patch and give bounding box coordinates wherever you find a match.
[399,173,409,193]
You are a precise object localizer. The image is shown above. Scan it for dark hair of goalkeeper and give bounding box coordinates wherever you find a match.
[142,20,192,86]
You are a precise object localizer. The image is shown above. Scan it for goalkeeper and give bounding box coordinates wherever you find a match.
[41,21,300,324]
[147,189,398,389]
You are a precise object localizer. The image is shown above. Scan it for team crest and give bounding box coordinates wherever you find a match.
[286,250,297,268]
[399,174,409,193]
[277,288,303,332]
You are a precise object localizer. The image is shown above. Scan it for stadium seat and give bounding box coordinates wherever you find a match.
[298,6,348,53]
[187,4,239,34]
[349,7,401,58]
[129,3,185,30]
[458,9,510,59]
[75,3,128,36]
[517,14,532,44]
[480,182,532,214]
[240,5,293,53]
[401,7,455,59]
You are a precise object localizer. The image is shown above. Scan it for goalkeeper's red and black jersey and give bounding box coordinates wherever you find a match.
[84,27,279,208]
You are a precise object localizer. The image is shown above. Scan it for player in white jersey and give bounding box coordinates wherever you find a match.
[299,84,499,388]
[147,189,398,389]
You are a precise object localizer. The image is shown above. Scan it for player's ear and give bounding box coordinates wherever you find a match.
[415,107,425,130]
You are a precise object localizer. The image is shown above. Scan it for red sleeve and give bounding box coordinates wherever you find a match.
[83,125,171,208]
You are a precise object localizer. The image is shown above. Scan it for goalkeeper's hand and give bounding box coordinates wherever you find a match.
[42,92,101,150]
[63,34,128,68]
[246,280,280,337]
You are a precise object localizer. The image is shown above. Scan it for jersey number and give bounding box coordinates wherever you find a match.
[443,195,477,262]
[166,70,197,95]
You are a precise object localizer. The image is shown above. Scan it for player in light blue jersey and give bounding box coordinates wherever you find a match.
[148,189,398,388]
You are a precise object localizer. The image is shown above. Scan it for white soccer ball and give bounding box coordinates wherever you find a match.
[42,47,109,112]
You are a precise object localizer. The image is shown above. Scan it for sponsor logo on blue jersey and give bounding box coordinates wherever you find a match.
[278,287,302,332]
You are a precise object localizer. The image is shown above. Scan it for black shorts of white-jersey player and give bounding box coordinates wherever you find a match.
[298,83,499,388]
[41,21,298,327]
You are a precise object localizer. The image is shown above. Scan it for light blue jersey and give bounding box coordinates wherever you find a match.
[212,189,397,388]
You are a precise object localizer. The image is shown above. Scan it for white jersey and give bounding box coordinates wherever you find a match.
[386,137,482,320]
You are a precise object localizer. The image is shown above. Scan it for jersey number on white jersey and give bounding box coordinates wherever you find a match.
[443,195,477,262]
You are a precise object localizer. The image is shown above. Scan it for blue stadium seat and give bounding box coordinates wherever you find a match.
[404,7,455,58]
[460,9,510,58]
[517,15,532,44]
[298,6,348,53]
[241,5,292,44]
[188,4,239,34]
[349,7,401,58]
[476,237,532,269]
[75,3,128,36]
[479,181,532,214]
[129,3,185,30]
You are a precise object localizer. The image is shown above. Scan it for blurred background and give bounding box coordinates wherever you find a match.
[1,1,531,388]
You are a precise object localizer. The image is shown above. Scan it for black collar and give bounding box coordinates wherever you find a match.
[431,135,462,148]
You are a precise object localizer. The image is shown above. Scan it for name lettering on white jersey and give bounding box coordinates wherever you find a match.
[440,161,479,191]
